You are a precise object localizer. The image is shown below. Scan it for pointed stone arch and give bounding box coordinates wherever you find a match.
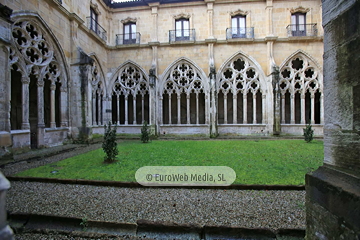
[9,11,70,148]
[217,51,269,125]
[279,50,323,125]
[108,60,150,125]
[88,54,107,126]
[159,57,209,125]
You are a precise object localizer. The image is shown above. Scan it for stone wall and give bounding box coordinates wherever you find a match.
[0,0,324,150]
[305,0,360,238]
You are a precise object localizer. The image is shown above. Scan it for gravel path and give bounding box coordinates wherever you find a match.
[7,181,305,230]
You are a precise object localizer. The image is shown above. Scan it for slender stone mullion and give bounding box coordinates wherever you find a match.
[92,95,96,126]
[262,94,266,124]
[133,95,136,124]
[196,93,199,125]
[243,93,247,124]
[253,94,257,124]
[124,96,128,125]
[37,82,45,127]
[142,96,145,123]
[224,94,227,124]
[281,94,285,124]
[117,95,120,125]
[168,94,172,124]
[177,95,181,125]
[21,76,30,130]
[290,94,295,124]
[186,95,190,124]
[311,94,315,124]
[50,84,56,128]
[301,93,306,124]
[233,94,237,124]
[320,93,324,124]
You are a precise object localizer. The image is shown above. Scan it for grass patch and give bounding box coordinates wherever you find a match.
[15,140,323,185]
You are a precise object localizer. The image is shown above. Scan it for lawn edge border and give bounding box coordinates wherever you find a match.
[6,176,305,190]
[9,212,306,239]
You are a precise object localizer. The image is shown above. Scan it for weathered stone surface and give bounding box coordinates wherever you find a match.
[306,0,360,239]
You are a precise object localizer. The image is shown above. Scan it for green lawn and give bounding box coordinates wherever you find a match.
[15,139,324,185]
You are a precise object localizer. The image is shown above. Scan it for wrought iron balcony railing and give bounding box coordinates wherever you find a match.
[116,33,141,45]
[286,24,318,37]
[86,17,107,41]
[226,27,254,39]
[169,29,196,43]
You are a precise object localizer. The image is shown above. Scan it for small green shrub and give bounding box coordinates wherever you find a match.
[102,122,118,162]
[141,121,150,143]
[303,124,314,143]
[80,217,88,230]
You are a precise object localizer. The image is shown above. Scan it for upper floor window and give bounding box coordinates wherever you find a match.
[90,7,98,33]
[291,13,306,36]
[124,22,136,44]
[175,18,190,41]
[231,15,246,38]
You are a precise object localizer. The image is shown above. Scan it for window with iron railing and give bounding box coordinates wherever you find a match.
[87,11,107,42]
[226,27,254,39]
[116,32,141,45]
[286,23,317,37]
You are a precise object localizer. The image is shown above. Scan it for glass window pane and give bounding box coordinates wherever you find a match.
[124,25,129,39]
[184,20,189,30]
[239,17,246,34]
[299,15,305,30]
[131,24,136,39]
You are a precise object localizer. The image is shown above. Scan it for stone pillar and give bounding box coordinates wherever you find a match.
[50,83,56,128]
[305,0,360,239]
[0,172,14,240]
[209,66,217,137]
[0,4,13,157]
[37,80,45,147]
[271,66,281,135]
[21,76,30,130]
[60,84,68,127]
[69,48,94,140]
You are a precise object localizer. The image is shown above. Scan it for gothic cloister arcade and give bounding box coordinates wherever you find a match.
[0,11,324,152]
[279,51,323,135]
[7,12,69,149]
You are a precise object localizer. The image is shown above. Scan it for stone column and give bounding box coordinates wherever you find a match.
[243,93,247,124]
[300,93,305,124]
[186,94,190,124]
[271,66,281,134]
[21,76,30,130]
[233,95,237,124]
[60,84,68,127]
[223,94,227,124]
[0,172,14,240]
[37,80,45,147]
[69,48,94,140]
[306,0,360,239]
[50,83,56,128]
[253,94,257,124]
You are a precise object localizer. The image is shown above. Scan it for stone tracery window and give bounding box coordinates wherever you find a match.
[218,56,264,124]
[10,19,64,132]
[280,55,322,124]
[161,62,206,125]
[111,64,149,125]
[90,63,104,126]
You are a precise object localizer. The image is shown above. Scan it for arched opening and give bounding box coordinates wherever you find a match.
[10,66,22,130]
[161,62,207,126]
[29,74,38,148]
[111,64,150,125]
[218,56,265,125]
